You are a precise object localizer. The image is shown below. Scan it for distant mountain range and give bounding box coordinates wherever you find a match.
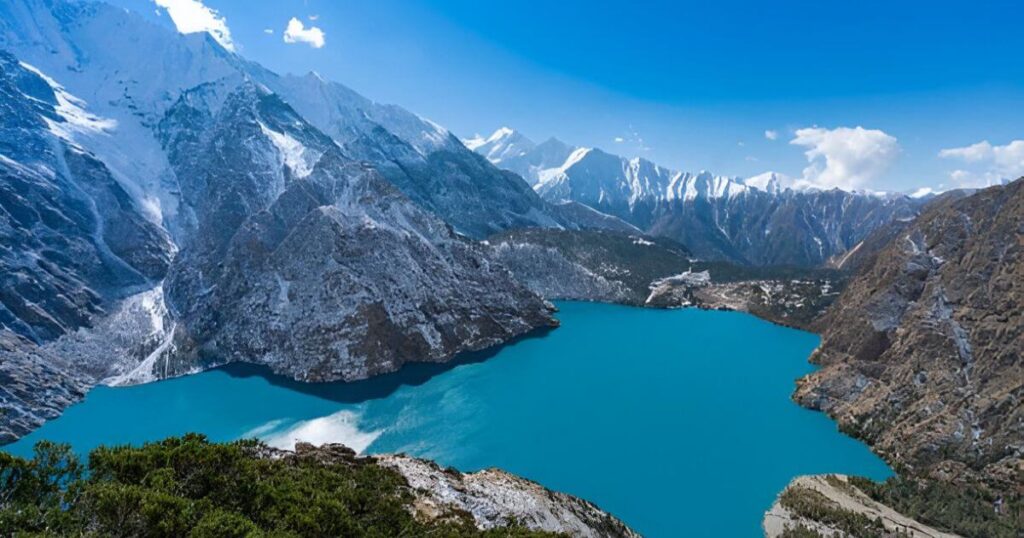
[466,127,933,266]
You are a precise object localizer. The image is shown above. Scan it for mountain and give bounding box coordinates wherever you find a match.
[487,229,694,304]
[464,127,575,187]
[0,0,557,442]
[0,50,179,441]
[153,80,554,382]
[250,77,564,238]
[463,126,536,163]
[795,178,1023,493]
[467,128,929,266]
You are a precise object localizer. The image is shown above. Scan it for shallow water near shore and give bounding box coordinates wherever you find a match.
[4,301,890,536]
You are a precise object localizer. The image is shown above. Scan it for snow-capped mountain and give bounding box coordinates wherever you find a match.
[0,50,177,441]
[468,127,928,266]
[464,127,535,163]
[0,0,558,442]
[464,128,575,186]
[245,73,567,237]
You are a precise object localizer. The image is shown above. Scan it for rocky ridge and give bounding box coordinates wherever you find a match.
[375,452,640,537]
[795,179,1023,492]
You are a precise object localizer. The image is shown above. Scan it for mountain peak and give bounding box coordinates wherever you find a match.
[462,126,536,162]
[742,171,787,195]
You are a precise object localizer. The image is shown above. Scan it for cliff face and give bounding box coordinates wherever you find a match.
[795,179,1023,490]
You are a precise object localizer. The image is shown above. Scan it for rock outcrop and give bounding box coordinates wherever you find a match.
[377,454,640,537]
[278,442,639,538]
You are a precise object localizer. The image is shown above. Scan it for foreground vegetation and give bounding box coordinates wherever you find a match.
[0,435,558,537]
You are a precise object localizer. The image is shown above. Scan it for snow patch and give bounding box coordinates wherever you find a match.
[258,121,318,178]
[19,61,117,140]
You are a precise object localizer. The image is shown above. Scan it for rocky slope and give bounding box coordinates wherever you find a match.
[488,228,694,304]
[253,75,565,238]
[468,128,928,266]
[374,450,639,537]
[795,179,1023,492]
[0,51,176,442]
[488,228,846,329]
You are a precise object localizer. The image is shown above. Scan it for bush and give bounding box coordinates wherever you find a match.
[0,434,560,537]
[848,475,1023,538]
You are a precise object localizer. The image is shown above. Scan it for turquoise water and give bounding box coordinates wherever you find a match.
[4,302,890,536]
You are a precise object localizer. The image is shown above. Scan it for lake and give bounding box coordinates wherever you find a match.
[4,302,891,536]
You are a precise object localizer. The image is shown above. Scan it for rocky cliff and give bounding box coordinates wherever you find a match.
[795,179,1023,492]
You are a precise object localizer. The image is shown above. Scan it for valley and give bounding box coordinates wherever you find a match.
[0,0,1021,536]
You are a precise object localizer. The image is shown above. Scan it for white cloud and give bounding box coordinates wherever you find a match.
[613,137,625,143]
[789,126,900,190]
[764,130,779,141]
[284,17,325,48]
[938,140,1024,186]
[938,141,993,162]
[153,0,234,51]
[263,28,274,35]
[308,14,320,21]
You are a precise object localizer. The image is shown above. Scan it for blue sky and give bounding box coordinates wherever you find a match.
[119,0,1023,191]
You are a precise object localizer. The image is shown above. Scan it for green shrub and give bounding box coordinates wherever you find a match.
[848,475,1022,538]
[0,434,561,537]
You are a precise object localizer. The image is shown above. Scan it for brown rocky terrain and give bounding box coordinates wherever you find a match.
[794,179,1023,493]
